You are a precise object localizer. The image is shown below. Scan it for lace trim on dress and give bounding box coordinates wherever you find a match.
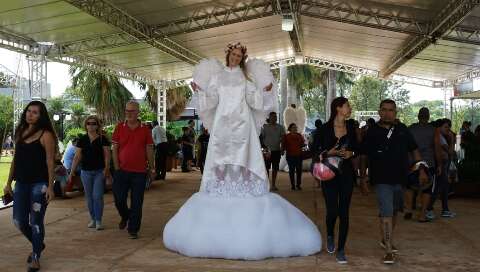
[204,164,269,197]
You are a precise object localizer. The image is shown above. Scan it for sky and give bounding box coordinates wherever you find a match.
[1,48,450,103]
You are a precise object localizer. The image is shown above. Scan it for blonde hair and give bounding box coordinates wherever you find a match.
[84,115,103,134]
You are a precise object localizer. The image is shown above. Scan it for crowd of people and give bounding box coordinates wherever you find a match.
[0,44,467,270]
[257,97,461,264]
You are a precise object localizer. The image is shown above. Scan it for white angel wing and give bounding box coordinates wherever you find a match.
[246,58,273,90]
[192,58,223,90]
[246,58,279,134]
[295,106,307,134]
[283,106,297,129]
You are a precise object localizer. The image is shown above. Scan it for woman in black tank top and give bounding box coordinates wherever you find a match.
[3,101,57,272]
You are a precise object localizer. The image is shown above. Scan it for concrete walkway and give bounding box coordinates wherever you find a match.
[1,170,479,271]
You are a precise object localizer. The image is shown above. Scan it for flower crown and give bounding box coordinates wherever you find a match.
[225,42,248,58]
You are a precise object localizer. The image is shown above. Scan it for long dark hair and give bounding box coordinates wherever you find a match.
[15,101,58,144]
[225,50,251,82]
[328,97,349,123]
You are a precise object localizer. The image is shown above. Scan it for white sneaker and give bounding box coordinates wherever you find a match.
[95,221,104,230]
[87,220,96,228]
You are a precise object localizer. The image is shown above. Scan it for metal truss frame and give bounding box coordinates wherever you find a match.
[4,0,480,89]
[444,68,480,87]
[381,0,480,77]
[0,64,17,88]
[65,0,202,64]
[153,0,275,36]
[27,54,48,100]
[42,1,480,73]
[299,0,428,35]
[268,56,440,87]
[0,64,24,133]
[53,33,139,56]
[270,57,296,69]
[0,29,187,89]
[305,56,379,77]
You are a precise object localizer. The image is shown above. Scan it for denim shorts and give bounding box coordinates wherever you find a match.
[375,184,404,217]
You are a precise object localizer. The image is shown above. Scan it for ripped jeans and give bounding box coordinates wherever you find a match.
[13,181,48,259]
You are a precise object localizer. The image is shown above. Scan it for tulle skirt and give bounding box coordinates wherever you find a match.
[163,192,322,260]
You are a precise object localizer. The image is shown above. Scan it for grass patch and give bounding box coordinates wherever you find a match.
[0,156,13,191]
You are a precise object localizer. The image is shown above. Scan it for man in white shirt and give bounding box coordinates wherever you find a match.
[261,112,286,191]
[152,121,168,180]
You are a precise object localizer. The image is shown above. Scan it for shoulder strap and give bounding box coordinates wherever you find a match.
[36,130,45,141]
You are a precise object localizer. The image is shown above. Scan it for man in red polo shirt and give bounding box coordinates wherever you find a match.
[112,101,155,239]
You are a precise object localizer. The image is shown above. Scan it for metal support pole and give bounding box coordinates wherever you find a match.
[326,69,337,120]
[279,61,288,125]
[443,87,447,118]
[450,98,454,121]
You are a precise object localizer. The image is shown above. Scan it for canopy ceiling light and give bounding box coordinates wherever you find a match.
[295,55,304,64]
[282,15,294,32]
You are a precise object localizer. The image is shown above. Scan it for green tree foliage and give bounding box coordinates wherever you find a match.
[0,94,13,138]
[0,72,10,88]
[139,102,156,122]
[401,100,445,126]
[303,87,326,120]
[139,83,192,121]
[291,66,353,121]
[64,127,85,144]
[347,76,410,120]
[46,97,67,140]
[69,103,88,128]
[69,67,133,124]
[287,65,327,98]
[47,97,66,115]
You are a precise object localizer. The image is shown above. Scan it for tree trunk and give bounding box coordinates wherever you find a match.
[287,82,298,106]
[326,70,337,120]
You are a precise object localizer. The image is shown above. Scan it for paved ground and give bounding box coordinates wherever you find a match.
[1,169,479,272]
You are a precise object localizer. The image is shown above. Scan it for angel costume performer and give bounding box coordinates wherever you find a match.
[163,43,321,260]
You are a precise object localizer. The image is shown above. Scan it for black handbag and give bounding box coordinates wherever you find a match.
[2,192,13,205]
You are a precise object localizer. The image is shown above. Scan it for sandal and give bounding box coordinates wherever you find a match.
[27,243,45,263]
[28,254,40,272]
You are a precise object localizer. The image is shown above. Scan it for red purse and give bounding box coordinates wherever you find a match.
[312,154,341,181]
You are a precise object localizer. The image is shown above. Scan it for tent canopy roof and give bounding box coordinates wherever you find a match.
[2,0,480,88]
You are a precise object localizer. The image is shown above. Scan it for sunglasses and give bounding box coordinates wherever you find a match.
[125,109,138,113]
[86,122,98,126]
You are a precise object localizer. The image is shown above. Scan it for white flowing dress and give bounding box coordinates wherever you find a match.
[163,59,321,260]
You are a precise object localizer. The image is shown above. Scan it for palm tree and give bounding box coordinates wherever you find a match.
[287,65,327,102]
[69,67,133,124]
[139,83,192,121]
[283,65,355,120]
[69,102,88,128]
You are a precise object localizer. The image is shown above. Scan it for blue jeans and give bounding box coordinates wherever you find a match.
[81,169,105,222]
[112,170,147,233]
[13,181,48,258]
[375,184,404,217]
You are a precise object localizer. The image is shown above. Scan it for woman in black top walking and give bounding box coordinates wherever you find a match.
[311,97,359,264]
[69,115,111,230]
[3,101,57,272]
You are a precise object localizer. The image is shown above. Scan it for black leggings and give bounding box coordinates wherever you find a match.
[321,172,354,252]
[286,155,302,187]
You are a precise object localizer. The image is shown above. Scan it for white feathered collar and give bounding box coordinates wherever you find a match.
[224,65,241,73]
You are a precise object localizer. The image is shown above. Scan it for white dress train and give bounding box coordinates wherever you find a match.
[163,59,321,260]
